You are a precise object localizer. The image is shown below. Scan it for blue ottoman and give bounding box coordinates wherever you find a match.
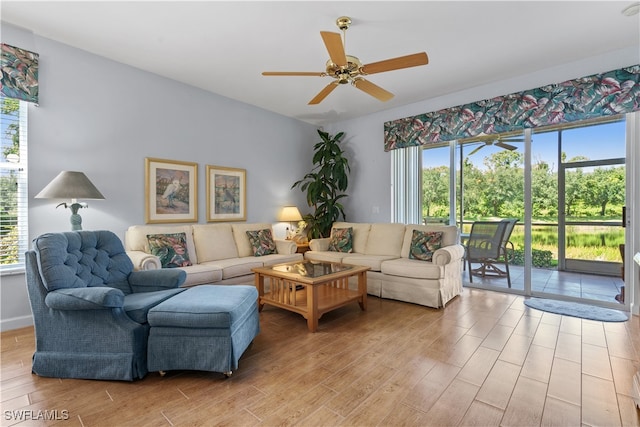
[147,285,259,376]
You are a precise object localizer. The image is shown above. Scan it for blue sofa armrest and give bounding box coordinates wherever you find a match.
[128,269,187,293]
[45,287,125,310]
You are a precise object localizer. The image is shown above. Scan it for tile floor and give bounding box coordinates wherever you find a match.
[463,265,625,305]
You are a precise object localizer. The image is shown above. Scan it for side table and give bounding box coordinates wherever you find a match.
[296,243,310,254]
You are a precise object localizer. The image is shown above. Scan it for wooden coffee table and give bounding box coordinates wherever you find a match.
[252,260,369,332]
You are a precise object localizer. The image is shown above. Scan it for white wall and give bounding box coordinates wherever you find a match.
[0,23,317,330]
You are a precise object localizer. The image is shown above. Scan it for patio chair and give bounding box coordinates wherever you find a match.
[465,219,518,288]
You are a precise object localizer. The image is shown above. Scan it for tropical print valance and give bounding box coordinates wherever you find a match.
[384,65,640,151]
[1,43,39,104]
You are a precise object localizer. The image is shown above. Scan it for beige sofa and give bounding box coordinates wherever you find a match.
[304,222,465,308]
[125,223,303,287]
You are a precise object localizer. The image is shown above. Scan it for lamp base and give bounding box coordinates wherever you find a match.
[70,213,83,231]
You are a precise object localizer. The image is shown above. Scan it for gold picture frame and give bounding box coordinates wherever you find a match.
[206,165,246,222]
[145,157,198,223]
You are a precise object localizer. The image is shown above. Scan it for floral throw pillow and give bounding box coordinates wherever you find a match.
[246,229,277,256]
[328,227,353,253]
[409,230,443,261]
[147,233,193,268]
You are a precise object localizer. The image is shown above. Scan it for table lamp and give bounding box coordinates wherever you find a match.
[35,171,105,231]
[278,206,302,239]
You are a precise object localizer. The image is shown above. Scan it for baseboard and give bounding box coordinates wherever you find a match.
[1,315,34,332]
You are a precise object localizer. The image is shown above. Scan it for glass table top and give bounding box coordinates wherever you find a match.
[269,261,354,278]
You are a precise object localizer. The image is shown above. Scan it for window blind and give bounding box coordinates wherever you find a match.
[391,146,421,224]
[0,96,28,271]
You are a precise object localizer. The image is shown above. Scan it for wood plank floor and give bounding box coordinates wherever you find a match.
[2,288,639,426]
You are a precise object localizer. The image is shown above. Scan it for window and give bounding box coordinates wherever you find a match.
[421,143,452,225]
[0,95,28,271]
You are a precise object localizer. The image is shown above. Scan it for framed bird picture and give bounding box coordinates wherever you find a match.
[206,165,246,222]
[145,157,198,223]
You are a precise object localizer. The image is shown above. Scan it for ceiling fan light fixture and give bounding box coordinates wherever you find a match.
[262,15,429,104]
[336,16,352,30]
[337,72,350,84]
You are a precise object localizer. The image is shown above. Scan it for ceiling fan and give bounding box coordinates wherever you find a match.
[262,16,429,105]
[467,136,524,156]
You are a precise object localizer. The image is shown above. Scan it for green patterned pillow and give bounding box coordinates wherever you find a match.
[246,229,277,256]
[409,230,442,261]
[328,227,353,253]
[147,233,193,268]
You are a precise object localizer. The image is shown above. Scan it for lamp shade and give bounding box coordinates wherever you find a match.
[278,206,302,222]
[35,171,105,200]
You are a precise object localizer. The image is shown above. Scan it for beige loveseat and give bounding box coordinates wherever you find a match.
[125,223,303,287]
[304,222,465,308]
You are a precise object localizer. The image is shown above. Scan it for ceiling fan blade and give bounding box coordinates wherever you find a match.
[352,78,394,102]
[320,31,347,67]
[308,82,339,105]
[262,71,325,76]
[361,52,429,75]
[495,141,517,151]
[467,143,486,156]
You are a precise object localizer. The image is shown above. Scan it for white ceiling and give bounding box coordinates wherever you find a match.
[2,1,639,126]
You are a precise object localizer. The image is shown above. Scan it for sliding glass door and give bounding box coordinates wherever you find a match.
[421,116,627,308]
[551,120,626,305]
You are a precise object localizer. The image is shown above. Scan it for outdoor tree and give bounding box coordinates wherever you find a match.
[564,169,585,217]
[583,166,625,216]
[480,150,524,217]
[422,166,449,217]
[563,155,590,217]
[461,158,484,218]
[0,97,20,264]
[531,160,557,217]
[1,97,19,156]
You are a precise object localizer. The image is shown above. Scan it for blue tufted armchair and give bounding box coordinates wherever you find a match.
[25,230,187,381]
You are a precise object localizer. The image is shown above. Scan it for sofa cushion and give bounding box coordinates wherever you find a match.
[304,251,353,264]
[257,253,304,266]
[147,233,193,268]
[409,230,443,261]
[201,258,264,279]
[341,255,398,272]
[331,222,371,253]
[178,263,223,287]
[381,258,442,280]
[365,223,406,256]
[147,285,258,329]
[123,288,185,323]
[401,224,458,259]
[328,227,353,253]
[246,229,277,256]
[232,223,274,257]
[126,225,198,265]
[192,224,238,262]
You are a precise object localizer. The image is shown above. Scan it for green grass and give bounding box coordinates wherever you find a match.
[460,220,624,263]
[510,225,624,263]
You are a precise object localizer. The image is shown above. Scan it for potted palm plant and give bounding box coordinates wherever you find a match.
[292,130,350,238]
